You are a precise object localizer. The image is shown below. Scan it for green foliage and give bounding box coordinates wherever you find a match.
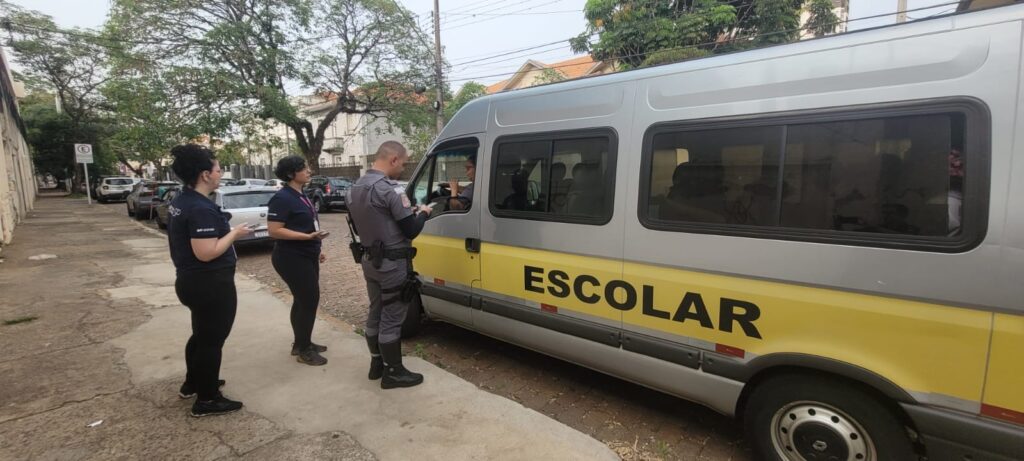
[107,0,436,171]
[571,0,738,70]
[572,0,828,68]
[640,47,711,67]
[21,93,116,179]
[752,0,802,46]
[444,82,487,120]
[805,0,840,37]
[535,68,567,85]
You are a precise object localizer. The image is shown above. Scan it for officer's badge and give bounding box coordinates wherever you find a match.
[399,190,411,208]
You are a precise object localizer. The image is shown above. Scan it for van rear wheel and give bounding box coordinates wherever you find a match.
[743,373,916,461]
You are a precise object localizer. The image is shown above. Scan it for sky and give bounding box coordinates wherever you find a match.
[5,0,957,91]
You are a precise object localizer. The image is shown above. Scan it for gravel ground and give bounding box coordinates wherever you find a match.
[128,202,751,461]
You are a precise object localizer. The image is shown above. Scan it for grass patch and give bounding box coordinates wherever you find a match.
[413,342,426,358]
[3,316,38,326]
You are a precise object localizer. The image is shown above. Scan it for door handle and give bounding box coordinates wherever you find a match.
[465,238,481,253]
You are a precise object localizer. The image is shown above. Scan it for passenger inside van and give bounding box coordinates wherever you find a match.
[565,162,604,216]
[500,169,532,211]
[659,162,728,223]
[549,162,571,213]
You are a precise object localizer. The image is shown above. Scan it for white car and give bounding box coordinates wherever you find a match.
[211,186,277,244]
[95,177,135,202]
[264,179,285,190]
[227,178,268,187]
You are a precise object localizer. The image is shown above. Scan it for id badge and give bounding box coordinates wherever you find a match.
[314,219,321,232]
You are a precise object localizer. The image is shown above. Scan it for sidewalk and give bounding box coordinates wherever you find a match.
[0,197,619,460]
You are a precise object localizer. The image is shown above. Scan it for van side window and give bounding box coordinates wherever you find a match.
[491,131,616,224]
[650,126,782,225]
[643,107,978,249]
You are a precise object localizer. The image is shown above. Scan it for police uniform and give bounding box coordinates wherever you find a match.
[167,187,238,402]
[348,169,427,388]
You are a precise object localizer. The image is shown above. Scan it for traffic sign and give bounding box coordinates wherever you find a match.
[75,144,94,164]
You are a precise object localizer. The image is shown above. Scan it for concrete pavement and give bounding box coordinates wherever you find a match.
[0,196,619,460]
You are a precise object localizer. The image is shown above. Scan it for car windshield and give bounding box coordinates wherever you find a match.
[329,178,352,187]
[222,191,275,209]
[107,178,133,185]
[245,179,267,185]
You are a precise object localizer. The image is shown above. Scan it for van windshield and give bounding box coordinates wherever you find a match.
[107,178,133,185]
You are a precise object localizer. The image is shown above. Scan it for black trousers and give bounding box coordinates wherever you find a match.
[272,248,320,350]
[175,267,237,400]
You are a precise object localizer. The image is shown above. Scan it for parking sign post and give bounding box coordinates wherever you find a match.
[75,144,94,205]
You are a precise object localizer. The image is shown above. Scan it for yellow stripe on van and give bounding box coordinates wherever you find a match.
[983,314,1024,420]
[622,261,991,405]
[416,239,995,410]
[412,234,480,288]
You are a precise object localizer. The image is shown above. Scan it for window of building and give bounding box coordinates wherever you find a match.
[490,130,616,224]
[641,103,983,250]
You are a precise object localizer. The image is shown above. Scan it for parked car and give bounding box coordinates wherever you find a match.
[304,176,354,212]
[265,179,285,190]
[211,186,277,244]
[152,187,180,230]
[127,181,180,220]
[93,176,135,203]
[225,178,267,187]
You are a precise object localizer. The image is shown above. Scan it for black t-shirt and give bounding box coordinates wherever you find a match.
[267,186,321,258]
[167,188,236,274]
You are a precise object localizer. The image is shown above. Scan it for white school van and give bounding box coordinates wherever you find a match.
[405,5,1024,460]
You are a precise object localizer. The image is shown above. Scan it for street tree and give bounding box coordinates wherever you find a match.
[571,0,738,70]
[2,3,115,177]
[107,0,436,172]
[804,0,841,37]
[444,81,487,120]
[572,0,840,69]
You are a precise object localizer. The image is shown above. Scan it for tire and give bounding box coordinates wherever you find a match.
[400,294,423,338]
[157,218,167,230]
[127,203,135,217]
[743,373,917,461]
[314,197,325,214]
[134,207,147,220]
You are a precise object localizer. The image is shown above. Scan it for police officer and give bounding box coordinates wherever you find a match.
[166,144,253,417]
[348,141,432,389]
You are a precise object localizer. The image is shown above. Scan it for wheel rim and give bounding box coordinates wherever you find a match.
[770,400,876,461]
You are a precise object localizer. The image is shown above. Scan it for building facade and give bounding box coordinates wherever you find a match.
[0,49,36,246]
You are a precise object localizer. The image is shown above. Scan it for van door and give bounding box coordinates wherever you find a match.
[407,137,482,327]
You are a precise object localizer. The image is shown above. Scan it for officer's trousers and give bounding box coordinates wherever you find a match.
[362,259,409,344]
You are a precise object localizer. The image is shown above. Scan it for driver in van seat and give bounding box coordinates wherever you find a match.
[448,154,476,211]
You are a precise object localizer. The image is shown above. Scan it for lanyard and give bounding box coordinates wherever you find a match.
[298,193,320,231]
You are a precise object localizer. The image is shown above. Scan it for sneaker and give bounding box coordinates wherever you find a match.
[296,347,328,366]
[178,379,226,399]
[290,342,328,356]
[190,395,243,417]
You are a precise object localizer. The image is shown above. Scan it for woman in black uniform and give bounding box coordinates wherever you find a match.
[267,156,330,366]
[167,144,253,417]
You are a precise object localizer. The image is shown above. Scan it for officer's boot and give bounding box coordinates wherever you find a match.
[365,334,384,380]
[379,340,423,389]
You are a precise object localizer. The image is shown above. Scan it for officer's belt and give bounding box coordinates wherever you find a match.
[364,246,417,260]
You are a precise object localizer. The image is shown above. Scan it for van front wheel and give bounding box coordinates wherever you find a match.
[743,374,917,461]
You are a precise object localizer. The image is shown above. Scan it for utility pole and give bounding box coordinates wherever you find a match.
[896,0,908,23]
[432,0,445,134]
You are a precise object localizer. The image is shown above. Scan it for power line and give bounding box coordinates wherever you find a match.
[445,0,962,84]
[443,0,570,30]
[441,0,565,27]
[442,9,580,16]
[449,35,586,66]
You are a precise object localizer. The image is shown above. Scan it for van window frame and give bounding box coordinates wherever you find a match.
[408,137,480,217]
[489,127,619,225]
[637,98,990,253]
